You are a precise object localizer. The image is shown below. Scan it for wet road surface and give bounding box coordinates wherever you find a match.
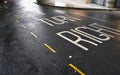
[0,0,120,75]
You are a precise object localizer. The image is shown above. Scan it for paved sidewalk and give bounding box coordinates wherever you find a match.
[38,0,120,10]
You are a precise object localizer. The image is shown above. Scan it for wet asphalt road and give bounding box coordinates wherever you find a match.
[0,0,120,75]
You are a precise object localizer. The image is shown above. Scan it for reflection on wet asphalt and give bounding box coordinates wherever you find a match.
[0,0,120,75]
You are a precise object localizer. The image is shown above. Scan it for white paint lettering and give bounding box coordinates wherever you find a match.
[75,26,111,41]
[57,31,98,51]
[89,23,120,36]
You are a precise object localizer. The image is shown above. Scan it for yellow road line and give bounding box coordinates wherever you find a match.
[69,64,85,75]
[30,32,38,38]
[16,20,20,23]
[44,43,56,53]
[14,15,20,20]
[21,25,26,29]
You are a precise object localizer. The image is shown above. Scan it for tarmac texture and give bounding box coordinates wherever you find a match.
[0,0,120,75]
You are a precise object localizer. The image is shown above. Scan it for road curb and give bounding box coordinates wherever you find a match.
[35,2,120,11]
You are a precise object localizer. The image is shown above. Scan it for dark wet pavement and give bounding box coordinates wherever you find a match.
[0,0,120,75]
